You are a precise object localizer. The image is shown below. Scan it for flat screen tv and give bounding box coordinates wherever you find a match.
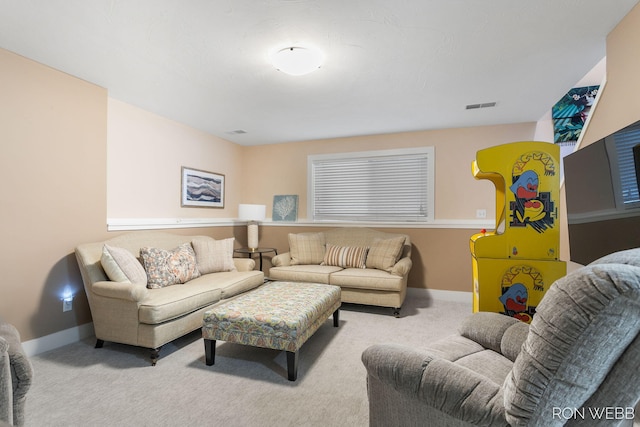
[563,120,640,265]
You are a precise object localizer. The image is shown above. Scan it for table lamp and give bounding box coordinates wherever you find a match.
[238,204,266,250]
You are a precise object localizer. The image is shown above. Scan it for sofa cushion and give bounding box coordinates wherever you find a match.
[366,236,406,272]
[330,268,404,291]
[191,236,237,274]
[101,244,148,285]
[140,243,201,289]
[269,265,342,284]
[322,244,369,268]
[137,271,264,324]
[289,232,326,265]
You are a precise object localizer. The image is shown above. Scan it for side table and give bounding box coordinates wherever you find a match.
[234,247,277,271]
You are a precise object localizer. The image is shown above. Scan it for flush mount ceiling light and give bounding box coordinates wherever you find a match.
[271,46,324,76]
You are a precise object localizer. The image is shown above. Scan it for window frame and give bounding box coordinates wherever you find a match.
[307,147,435,224]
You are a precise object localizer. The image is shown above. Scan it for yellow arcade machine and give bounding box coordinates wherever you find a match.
[470,142,566,323]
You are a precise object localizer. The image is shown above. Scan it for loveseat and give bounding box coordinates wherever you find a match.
[362,248,640,426]
[75,231,264,365]
[269,227,412,316]
[0,319,32,426]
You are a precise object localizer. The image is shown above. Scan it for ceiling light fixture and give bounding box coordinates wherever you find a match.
[271,46,324,76]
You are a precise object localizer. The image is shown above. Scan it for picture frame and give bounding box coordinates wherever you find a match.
[272,195,298,221]
[181,167,225,208]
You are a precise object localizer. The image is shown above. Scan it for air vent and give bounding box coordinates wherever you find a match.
[226,129,247,135]
[466,102,497,110]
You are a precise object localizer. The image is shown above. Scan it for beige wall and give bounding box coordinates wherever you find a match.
[107,99,246,219]
[2,1,638,342]
[559,2,640,266]
[242,123,537,220]
[245,123,540,292]
[0,49,108,340]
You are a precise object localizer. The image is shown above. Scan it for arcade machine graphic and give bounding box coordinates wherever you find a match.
[470,142,566,323]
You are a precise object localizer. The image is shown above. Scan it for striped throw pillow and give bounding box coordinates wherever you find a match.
[321,244,369,269]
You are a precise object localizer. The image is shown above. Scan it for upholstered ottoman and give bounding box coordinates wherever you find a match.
[202,281,341,381]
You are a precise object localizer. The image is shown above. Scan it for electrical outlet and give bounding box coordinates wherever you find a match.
[63,299,72,312]
[476,209,487,219]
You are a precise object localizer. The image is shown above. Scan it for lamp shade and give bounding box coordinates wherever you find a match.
[271,46,323,76]
[238,204,266,221]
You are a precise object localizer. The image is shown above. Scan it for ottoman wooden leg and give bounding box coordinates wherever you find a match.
[333,308,340,327]
[286,351,298,381]
[205,339,216,366]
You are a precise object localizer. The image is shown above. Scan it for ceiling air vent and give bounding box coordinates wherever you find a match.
[226,129,247,135]
[466,102,497,110]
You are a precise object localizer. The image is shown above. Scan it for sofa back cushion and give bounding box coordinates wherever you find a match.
[324,228,411,259]
[289,232,326,265]
[366,236,406,272]
[191,236,237,273]
[503,263,640,426]
[101,244,148,285]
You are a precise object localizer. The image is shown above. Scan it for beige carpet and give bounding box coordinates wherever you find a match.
[26,290,471,427]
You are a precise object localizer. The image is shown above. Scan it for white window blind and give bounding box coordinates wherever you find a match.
[308,147,434,222]
[612,122,640,206]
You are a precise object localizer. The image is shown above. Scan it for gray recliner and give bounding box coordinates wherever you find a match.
[0,320,33,426]
[362,248,640,426]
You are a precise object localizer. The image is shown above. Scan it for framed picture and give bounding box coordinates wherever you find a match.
[552,85,599,144]
[272,195,298,221]
[181,167,224,208]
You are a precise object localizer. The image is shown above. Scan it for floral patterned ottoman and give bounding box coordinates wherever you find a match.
[202,281,341,381]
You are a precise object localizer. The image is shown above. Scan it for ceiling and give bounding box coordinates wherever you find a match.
[1,0,638,146]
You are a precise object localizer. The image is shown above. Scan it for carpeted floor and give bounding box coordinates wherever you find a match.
[26,290,471,427]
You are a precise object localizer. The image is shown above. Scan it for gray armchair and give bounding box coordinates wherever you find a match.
[0,320,33,426]
[362,248,640,426]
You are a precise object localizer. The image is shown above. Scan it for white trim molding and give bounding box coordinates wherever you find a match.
[22,322,95,357]
[107,217,495,231]
[107,217,239,231]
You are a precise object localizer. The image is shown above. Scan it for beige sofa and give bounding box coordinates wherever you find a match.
[269,227,412,316]
[75,231,264,365]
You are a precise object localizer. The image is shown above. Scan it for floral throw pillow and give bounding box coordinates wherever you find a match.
[140,243,201,289]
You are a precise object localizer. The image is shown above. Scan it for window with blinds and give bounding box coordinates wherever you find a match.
[308,147,434,222]
[610,122,640,208]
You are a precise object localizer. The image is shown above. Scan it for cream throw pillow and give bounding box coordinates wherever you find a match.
[365,236,406,272]
[289,233,326,265]
[191,236,237,274]
[101,244,148,285]
[322,244,369,268]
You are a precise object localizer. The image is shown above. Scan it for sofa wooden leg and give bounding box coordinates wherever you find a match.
[95,339,104,348]
[150,347,161,366]
[333,308,340,327]
[393,307,401,318]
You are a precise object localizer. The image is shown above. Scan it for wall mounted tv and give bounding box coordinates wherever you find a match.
[564,120,640,265]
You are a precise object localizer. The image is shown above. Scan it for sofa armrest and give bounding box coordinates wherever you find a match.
[362,344,505,425]
[92,280,149,302]
[390,257,412,277]
[0,320,33,426]
[458,312,529,361]
[271,252,291,267]
[233,258,256,272]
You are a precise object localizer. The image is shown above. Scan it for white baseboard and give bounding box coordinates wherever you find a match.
[22,322,95,357]
[407,287,473,304]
